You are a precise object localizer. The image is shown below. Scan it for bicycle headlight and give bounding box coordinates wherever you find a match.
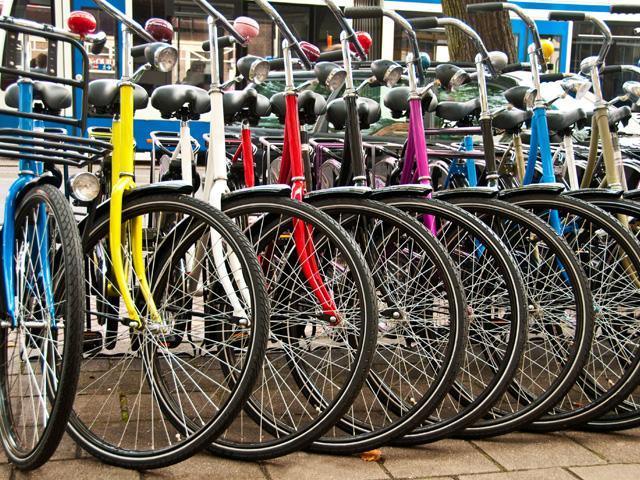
[371,59,403,88]
[69,172,100,202]
[237,55,270,84]
[488,51,508,72]
[623,81,640,103]
[504,85,537,110]
[435,64,471,91]
[314,62,347,91]
[579,56,599,75]
[561,75,591,100]
[148,44,178,73]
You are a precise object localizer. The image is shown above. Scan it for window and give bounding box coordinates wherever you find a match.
[1,0,56,89]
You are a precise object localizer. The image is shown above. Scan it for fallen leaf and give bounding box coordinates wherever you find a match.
[360,449,383,462]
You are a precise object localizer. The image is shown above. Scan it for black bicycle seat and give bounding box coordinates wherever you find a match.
[223,88,271,125]
[326,96,381,130]
[270,90,327,126]
[546,107,586,133]
[383,86,437,118]
[6,80,72,112]
[88,79,149,115]
[151,84,210,120]
[492,108,532,133]
[435,98,480,122]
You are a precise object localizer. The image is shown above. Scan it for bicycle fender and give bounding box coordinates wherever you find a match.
[369,184,432,200]
[433,186,497,201]
[563,188,623,201]
[498,183,565,200]
[14,172,61,206]
[304,186,370,201]
[222,184,291,204]
[78,181,193,235]
[623,189,640,201]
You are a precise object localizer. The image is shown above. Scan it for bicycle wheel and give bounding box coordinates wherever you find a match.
[303,195,467,453]
[69,193,269,469]
[377,196,528,444]
[0,184,84,470]
[442,195,593,437]
[509,192,640,430]
[209,194,377,460]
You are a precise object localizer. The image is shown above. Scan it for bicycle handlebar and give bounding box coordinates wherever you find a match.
[253,0,312,70]
[467,2,505,13]
[610,5,640,14]
[0,15,106,47]
[324,0,367,60]
[92,0,155,43]
[342,7,384,19]
[548,11,612,68]
[548,12,585,21]
[201,36,236,51]
[193,0,247,45]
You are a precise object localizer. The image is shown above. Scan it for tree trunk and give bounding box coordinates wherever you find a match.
[441,0,517,63]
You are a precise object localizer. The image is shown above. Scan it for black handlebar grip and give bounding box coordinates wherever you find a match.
[343,7,384,19]
[411,17,440,29]
[202,36,235,52]
[501,63,530,73]
[539,72,566,82]
[600,65,623,75]
[467,2,505,13]
[548,12,586,21]
[610,5,640,14]
[268,57,285,71]
[318,49,345,62]
[131,43,149,58]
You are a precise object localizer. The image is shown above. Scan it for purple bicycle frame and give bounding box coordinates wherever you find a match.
[400,97,437,234]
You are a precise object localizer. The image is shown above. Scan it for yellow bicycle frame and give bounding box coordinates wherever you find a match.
[109,82,160,327]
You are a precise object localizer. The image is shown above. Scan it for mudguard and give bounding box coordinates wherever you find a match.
[15,171,61,206]
[433,186,497,201]
[222,184,290,204]
[564,188,623,201]
[623,189,640,201]
[370,184,432,200]
[304,186,370,201]
[498,182,565,200]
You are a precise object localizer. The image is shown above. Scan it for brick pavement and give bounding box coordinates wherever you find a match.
[3,428,638,479]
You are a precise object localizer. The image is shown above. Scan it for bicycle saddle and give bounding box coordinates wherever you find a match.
[6,80,72,112]
[435,97,481,122]
[326,96,381,130]
[383,86,437,118]
[585,105,633,129]
[492,108,532,133]
[270,90,327,125]
[223,88,271,125]
[151,84,210,119]
[88,79,149,114]
[546,107,587,133]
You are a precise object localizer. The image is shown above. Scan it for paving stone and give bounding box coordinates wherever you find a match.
[564,428,640,463]
[381,440,498,478]
[0,465,10,479]
[459,467,576,480]
[143,453,264,480]
[570,463,640,480]
[263,451,389,480]
[14,458,138,480]
[473,432,605,470]
[50,433,79,461]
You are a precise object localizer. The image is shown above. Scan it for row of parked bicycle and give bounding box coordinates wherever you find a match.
[0,0,639,472]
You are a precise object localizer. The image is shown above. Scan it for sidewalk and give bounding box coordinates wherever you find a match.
[6,428,640,479]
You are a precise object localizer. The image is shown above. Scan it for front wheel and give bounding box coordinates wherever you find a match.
[0,184,84,470]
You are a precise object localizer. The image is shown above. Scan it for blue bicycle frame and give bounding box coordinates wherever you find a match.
[2,78,55,326]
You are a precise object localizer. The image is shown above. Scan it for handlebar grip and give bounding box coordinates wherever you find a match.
[600,65,623,75]
[343,7,384,19]
[318,49,345,62]
[501,63,531,73]
[268,57,285,70]
[548,12,586,21]
[131,43,148,58]
[467,2,505,13]
[539,72,566,82]
[610,5,640,14]
[411,17,440,29]
[202,36,235,52]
